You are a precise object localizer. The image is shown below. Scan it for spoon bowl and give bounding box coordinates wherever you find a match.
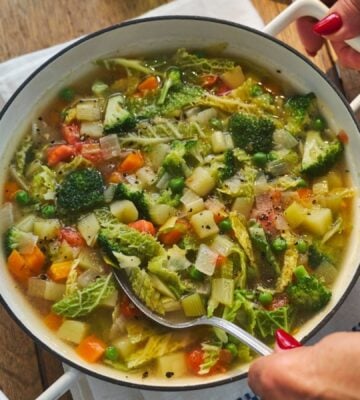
[112,267,273,356]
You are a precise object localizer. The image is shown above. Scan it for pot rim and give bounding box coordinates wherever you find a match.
[0,15,359,392]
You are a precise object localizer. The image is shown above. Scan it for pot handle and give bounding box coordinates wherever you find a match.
[263,0,360,113]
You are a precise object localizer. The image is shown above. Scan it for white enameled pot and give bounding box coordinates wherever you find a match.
[0,0,360,399]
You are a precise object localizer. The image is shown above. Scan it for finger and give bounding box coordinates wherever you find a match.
[296,17,325,56]
[332,40,360,69]
[314,0,360,41]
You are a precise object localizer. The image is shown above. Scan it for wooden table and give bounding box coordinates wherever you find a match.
[0,1,359,399]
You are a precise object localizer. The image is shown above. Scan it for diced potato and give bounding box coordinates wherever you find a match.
[284,202,307,229]
[148,143,170,170]
[312,180,329,195]
[28,278,65,301]
[158,216,178,234]
[77,213,100,246]
[231,197,254,218]
[180,189,205,215]
[190,210,219,239]
[318,194,343,213]
[224,133,234,150]
[112,336,138,359]
[80,121,104,138]
[33,218,61,240]
[136,167,157,187]
[157,352,188,378]
[326,171,343,189]
[110,200,138,223]
[211,131,228,153]
[186,167,216,197]
[76,100,101,121]
[78,247,104,270]
[302,208,333,236]
[181,293,206,317]
[220,66,245,89]
[57,320,89,344]
[149,204,176,225]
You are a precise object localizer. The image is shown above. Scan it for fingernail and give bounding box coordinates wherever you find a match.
[306,49,317,57]
[313,13,343,36]
[275,329,302,350]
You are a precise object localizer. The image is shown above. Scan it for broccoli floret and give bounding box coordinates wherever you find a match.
[285,92,317,133]
[161,140,192,177]
[156,189,181,208]
[301,130,344,177]
[157,67,182,105]
[287,275,331,312]
[4,227,35,256]
[56,168,104,213]
[114,183,150,219]
[228,113,275,154]
[219,150,236,181]
[104,94,136,134]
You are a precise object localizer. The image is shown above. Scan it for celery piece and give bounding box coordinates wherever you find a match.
[211,278,234,307]
[181,293,206,317]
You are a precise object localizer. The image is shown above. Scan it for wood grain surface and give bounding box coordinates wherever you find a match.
[0,1,359,399]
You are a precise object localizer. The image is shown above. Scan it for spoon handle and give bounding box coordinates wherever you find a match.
[206,316,273,356]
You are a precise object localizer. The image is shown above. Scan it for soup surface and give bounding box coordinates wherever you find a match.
[2,48,354,379]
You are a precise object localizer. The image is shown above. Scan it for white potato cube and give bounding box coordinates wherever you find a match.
[180,189,205,215]
[33,218,60,240]
[57,320,89,344]
[190,210,219,239]
[302,208,333,236]
[110,200,138,223]
[77,213,100,246]
[186,167,216,197]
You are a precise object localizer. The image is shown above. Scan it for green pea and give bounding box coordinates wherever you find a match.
[258,291,273,306]
[218,218,232,233]
[15,190,30,206]
[104,346,118,361]
[41,204,56,218]
[169,177,185,194]
[189,265,204,281]
[58,87,75,102]
[312,116,326,131]
[271,237,287,252]
[267,151,277,161]
[294,265,309,281]
[252,152,268,167]
[209,117,223,130]
[296,239,308,254]
[225,342,238,360]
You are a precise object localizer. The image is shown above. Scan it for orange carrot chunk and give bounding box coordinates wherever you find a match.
[118,152,144,173]
[128,220,156,236]
[47,260,73,282]
[4,181,20,202]
[76,335,107,363]
[43,312,63,331]
[23,245,46,275]
[7,250,29,282]
[137,75,159,92]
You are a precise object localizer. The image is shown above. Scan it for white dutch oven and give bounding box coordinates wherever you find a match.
[0,0,360,399]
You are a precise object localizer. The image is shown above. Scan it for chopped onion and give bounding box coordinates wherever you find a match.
[77,269,101,288]
[188,108,217,125]
[274,214,289,231]
[167,245,191,271]
[210,235,234,257]
[9,166,29,190]
[156,172,171,190]
[100,134,122,160]
[181,189,205,215]
[80,121,104,138]
[273,129,298,149]
[104,184,117,203]
[32,119,60,144]
[136,167,156,187]
[254,173,270,196]
[195,244,218,276]
[0,203,14,233]
[17,231,38,255]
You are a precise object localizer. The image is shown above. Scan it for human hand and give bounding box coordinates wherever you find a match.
[296,0,360,69]
[248,332,360,400]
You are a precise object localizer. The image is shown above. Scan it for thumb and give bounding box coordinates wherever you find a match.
[314,0,360,41]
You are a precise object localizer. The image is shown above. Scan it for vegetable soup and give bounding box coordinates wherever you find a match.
[2,48,354,379]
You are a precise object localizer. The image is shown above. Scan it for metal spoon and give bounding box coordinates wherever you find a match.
[112,268,272,356]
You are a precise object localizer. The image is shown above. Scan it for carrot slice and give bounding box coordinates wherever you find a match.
[7,250,29,282]
[76,335,107,363]
[4,181,20,202]
[128,220,156,236]
[47,260,74,282]
[23,245,46,274]
[47,144,76,166]
[138,75,159,92]
[43,312,63,331]
[338,130,349,144]
[118,152,144,173]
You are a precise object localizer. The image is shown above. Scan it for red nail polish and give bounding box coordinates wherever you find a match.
[306,49,317,57]
[275,329,302,350]
[313,13,343,36]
